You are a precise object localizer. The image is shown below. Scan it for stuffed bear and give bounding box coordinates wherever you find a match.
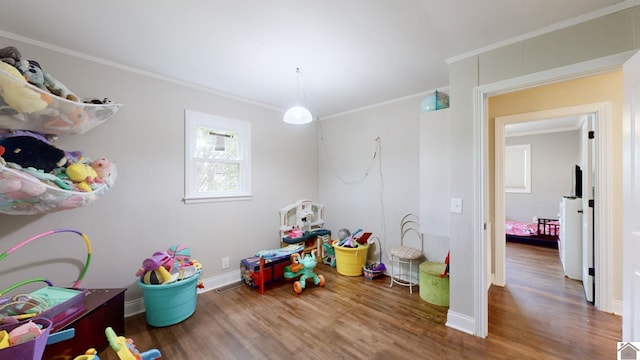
[0,46,21,66]
[0,135,67,172]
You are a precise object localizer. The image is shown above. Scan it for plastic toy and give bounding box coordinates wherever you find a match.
[0,228,92,289]
[73,348,100,360]
[283,249,325,294]
[135,251,175,285]
[105,326,161,360]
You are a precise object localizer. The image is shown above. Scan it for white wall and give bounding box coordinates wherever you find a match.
[0,38,319,304]
[505,131,580,222]
[318,97,423,266]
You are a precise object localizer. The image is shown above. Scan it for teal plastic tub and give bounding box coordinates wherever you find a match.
[137,273,200,327]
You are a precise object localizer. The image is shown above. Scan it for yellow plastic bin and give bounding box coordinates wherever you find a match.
[333,244,368,276]
[419,261,449,306]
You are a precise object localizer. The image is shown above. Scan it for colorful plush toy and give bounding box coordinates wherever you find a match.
[16,59,47,91]
[0,135,67,172]
[65,162,102,192]
[91,157,117,187]
[0,61,49,113]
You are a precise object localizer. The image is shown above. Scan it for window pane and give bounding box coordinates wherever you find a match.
[195,161,239,192]
[195,127,239,160]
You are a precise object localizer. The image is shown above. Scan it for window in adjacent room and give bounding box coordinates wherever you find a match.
[505,144,531,193]
[184,110,252,203]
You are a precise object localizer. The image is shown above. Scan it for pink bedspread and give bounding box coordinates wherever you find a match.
[505,220,538,236]
[505,220,560,237]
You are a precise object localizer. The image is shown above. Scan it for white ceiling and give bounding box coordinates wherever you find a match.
[0,0,630,118]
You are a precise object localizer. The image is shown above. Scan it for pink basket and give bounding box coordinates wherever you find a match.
[0,318,51,360]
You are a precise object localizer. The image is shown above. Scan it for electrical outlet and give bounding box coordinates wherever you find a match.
[221,257,229,269]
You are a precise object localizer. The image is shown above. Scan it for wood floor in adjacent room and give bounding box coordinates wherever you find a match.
[99,243,621,360]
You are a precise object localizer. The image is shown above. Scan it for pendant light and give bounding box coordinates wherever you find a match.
[283,68,312,124]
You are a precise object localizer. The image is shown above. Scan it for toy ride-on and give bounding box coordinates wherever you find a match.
[283,250,325,294]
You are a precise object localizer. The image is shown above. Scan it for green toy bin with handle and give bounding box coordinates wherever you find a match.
[137,272,200,327]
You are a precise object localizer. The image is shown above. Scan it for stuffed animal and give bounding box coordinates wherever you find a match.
[65,162,102,192]
[44,107,89,132]
[0,61,49,113]
[16,59,47,91]
[0,46,21,66]
[44,73,79,102]
[0,135,67,172]
[91,157,117,187]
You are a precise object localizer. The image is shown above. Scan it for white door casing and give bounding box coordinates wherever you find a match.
[473,51,631,338]
[622,50,640,342]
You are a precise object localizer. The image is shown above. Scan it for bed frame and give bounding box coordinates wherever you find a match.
[506,218,559,248]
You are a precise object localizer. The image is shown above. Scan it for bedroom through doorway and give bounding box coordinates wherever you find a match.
[493,101,611,310]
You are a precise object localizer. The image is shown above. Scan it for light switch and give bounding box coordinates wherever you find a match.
[450,198,463,214]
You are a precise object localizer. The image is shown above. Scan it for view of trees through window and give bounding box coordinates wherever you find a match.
[195,127,240,192]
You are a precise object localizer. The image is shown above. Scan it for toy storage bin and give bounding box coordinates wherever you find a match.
[0,318,51,360]
[333,244,368,276]
[137,273,200,327]
[419,261,449,307]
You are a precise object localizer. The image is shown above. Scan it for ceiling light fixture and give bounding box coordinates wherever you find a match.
[283,68,312,124]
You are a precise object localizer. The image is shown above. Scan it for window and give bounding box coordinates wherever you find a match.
[505,144,531,193]
[184,110,251,203]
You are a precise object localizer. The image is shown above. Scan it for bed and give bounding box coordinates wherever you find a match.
[505,218,559,248]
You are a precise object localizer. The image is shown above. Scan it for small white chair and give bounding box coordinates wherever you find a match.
[389,213,424,293]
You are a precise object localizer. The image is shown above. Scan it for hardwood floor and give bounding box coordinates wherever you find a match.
[97,243,621,359]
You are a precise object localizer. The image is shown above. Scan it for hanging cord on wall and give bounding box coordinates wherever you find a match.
[375,136,387,254]
[318,121,387,251]
[319,122,380,185]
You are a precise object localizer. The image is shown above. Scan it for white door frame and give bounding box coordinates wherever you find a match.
[494,103,612,311]
[473,51,634,337]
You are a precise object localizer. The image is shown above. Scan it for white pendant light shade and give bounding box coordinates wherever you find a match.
[284,68,312,124]
[283,105,312,124]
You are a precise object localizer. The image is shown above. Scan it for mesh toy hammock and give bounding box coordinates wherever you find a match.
[0,228,92,297]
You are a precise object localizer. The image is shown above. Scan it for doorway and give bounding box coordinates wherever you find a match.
[493,103,611,309]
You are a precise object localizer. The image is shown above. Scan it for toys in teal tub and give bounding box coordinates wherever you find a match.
[284,249,325,294]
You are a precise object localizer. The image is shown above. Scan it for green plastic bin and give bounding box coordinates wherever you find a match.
[419,261,449,307]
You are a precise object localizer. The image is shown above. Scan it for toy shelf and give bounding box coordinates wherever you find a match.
[0,163,111,215]
[0,67,122,135]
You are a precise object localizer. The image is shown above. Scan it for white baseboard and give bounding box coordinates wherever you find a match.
[445,310,475,336]
[124,269,241,317]
[611,298,623,316]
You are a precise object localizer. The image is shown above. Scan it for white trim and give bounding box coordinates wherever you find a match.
[473,53,633,338]
[321,86,449,120]
[0,30,281,112]
[473,85,489,337]
[447,0,640,64]
[445,310,476,335]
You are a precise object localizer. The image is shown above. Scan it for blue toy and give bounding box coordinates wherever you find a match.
[283,250,325,294]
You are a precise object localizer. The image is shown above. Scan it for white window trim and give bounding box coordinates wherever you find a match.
[184,110,252,204]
